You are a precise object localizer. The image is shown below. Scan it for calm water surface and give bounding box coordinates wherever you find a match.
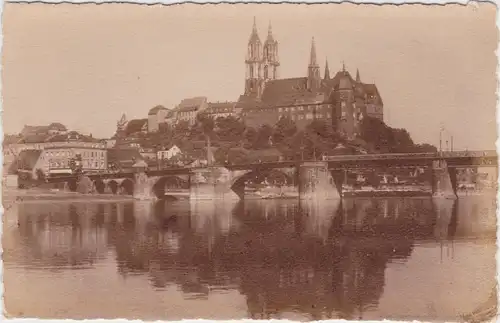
[3,192,497,321]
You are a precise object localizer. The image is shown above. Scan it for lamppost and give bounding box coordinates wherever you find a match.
[439,124,444,155]
[440,124,454,153]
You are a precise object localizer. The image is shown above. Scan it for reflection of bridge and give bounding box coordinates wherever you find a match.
[13,196,496,320]
[36,150,497,201]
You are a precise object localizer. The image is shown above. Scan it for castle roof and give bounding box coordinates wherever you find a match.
[255,77,330,108]
[261,77,309,105]
[339,72,353,90]
[363,83,384,105]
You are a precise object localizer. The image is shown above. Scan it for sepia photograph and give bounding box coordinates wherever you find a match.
[2,2,498,322]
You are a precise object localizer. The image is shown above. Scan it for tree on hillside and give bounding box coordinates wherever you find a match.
[243,127,258,149]
[283,130,315,160]
[272,116,297,145]
[253,124,274,149]
[173,120,191,140]
[390,128,415,153]
[215,116,246,142]
[214,146,250,165]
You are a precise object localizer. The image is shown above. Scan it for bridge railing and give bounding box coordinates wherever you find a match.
[322,150,498,161]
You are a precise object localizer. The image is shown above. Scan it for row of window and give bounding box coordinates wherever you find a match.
[44,150,105,158]
[278,105,327,113]
[207,108,233,113]
[243,105,329,116]
[178,111,196,118]
[290,113,332,121]
[49,160,106,169]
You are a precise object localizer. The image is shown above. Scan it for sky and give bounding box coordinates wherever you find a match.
[2,2,498,150]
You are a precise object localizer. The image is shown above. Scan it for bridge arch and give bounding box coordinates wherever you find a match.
[120,178,134,195]
[152,175,190,199]
[93,179,106,194]
[231,168,297,197]
[65,178,78,192]
[107,180,119,194]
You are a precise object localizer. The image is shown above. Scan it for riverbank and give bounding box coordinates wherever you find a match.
[3,187,135,203]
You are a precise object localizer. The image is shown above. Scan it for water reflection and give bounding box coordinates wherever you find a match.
[8,195,497,320]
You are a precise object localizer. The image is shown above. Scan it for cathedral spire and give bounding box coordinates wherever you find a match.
[307,37,320,90]
[249,16,261,43]
[266,20,275,42]
[309,37,318,67]
[356,68,361,82]
[324,58,330,80]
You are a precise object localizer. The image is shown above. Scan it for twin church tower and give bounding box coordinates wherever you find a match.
[244,17,323,99]
[244,18,280,98]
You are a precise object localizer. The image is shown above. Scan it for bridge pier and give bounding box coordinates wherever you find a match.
[432,160,458,199]
[133,172,158,200]
[190,167,240,200]
[298,162,341,200]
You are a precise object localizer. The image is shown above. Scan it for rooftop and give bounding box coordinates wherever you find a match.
[17,149,42,170]
[148,105,169,116]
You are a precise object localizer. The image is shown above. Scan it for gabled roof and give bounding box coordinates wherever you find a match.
[148,105,169,116]
[176,97,207,112]
[17,149,42,170]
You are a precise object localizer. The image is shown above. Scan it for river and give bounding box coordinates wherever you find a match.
[2,190,497,321]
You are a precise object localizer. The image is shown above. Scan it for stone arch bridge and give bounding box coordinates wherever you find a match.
[42,151,498,201]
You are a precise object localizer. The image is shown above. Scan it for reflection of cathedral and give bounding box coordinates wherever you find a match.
[14,197,494,320]
[240,18,384,139]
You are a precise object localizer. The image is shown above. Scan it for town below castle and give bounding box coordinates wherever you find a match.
[3,19,495,192]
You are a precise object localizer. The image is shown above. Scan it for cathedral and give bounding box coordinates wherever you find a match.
[238,18,384,140]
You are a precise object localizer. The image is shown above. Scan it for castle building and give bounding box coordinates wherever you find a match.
[239,19,384,140]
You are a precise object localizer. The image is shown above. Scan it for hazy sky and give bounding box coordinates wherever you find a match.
[2,3,497,150]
